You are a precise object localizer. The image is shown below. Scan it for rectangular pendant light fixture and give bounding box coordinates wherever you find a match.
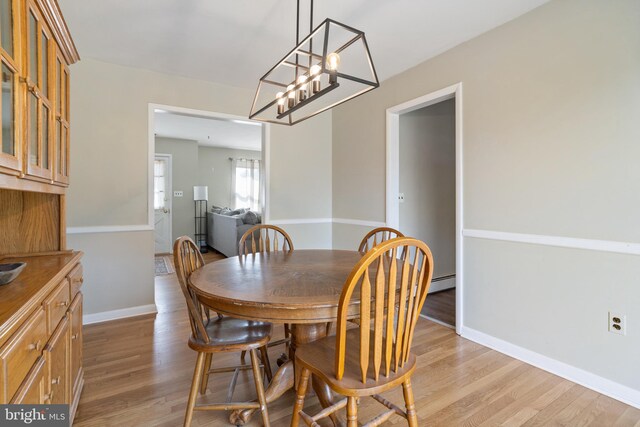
[249,15,379,126]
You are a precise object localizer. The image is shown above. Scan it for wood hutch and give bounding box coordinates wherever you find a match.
[0,0,83,421]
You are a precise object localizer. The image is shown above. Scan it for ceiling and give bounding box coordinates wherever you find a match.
[58,0,549,90]
[154,111,262,151]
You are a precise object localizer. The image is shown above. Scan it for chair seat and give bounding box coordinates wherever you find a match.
[188,317,272,352]
[296,328,416,396]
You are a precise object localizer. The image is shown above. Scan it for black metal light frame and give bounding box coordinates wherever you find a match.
[249,3,379,126]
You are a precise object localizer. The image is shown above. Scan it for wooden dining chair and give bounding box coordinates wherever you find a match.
[239,224,294,255]
[358,226,405,253]
[239,224,295,357]
[291,237,433,427]
[174,236,273,427]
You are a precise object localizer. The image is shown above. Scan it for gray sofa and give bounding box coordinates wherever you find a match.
[206,211,260,257]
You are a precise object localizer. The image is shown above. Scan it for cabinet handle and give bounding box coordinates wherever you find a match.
[44,390,54,403]
[57,301,69,307]
[52,376,61,385]
[27,340,42,352]
[71,333,79,340]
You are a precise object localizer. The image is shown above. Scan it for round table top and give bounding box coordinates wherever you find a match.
[189,249,364,324]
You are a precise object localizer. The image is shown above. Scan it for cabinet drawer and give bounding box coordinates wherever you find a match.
[10,356,47,404]
[0,308,47,403]
[68,263,83,299]
[44,279,71,335]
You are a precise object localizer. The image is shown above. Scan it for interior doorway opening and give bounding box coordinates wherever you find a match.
[148,104,269,310]
[386,83,463,333]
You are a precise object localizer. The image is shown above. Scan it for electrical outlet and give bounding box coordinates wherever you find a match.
[173,191,183,197]
[609,312,626,335]
[398,193,405,203]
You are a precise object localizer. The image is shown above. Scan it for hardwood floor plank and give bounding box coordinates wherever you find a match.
[422,288,456,326]
[73,257,640,427]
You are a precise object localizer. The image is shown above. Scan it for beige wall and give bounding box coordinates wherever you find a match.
[399,99,456,279]
[333,0,640,391]
[67,58,332,317]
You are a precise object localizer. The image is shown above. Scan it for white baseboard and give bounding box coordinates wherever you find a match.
[83,304,158,325]
[460,326,640,409]
[429,277,455,293]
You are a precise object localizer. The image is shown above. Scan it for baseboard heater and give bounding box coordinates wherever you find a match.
[432,274,455,283]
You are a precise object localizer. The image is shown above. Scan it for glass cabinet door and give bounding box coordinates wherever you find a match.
[0,0,21,174]
[53,50,69,184]
[24,1,54,182]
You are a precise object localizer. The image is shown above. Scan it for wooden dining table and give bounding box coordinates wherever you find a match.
[189,249,365,426]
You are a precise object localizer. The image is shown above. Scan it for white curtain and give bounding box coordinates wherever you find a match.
[232,158,260,211]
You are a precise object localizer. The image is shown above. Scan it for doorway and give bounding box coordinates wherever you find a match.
[154,154,172,254]
[148,104,269,310]
[386,83,463,333]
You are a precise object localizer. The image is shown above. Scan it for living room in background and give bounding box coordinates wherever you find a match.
[150,104,268,258]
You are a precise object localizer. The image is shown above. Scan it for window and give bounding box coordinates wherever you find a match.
[232,158,260,211]
[154,159,167,210]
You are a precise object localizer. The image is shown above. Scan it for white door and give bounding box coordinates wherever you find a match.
[154,154,172,254]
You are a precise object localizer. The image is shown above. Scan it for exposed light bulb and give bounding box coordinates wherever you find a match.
[276,91,285,114]
[297,75,308,101]
[310,64,322,93]
[310,64,322,78]
[326,53,340,71]
[287,84,295,108]
[327,53,340,84]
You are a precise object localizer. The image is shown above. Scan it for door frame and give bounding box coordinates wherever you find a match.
[147,103,271,235]
[385,82,464,334]
[154,153,173,254]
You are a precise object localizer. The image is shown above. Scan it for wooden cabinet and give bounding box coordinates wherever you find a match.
[68,292,82,407]
[45,316,68,404]
[0,0,80,418]
[0,0,78,191]
[0,252,83,420]
[0,306,47,402]
[0,0,22,176]
[11,356,47,404]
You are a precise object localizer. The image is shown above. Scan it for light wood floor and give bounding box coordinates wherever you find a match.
[74,255,640,426]
[422,288,456,328]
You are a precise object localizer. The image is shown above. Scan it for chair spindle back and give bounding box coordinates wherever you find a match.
[173,236,210,344]
[239,224,294,255]
[336,237,433,383]
[358,227,405,253]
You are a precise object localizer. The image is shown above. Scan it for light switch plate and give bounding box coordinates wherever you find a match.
[174,191,183,197]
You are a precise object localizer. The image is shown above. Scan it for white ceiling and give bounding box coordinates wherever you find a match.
[58,0,549,90]
[154,111,262,151]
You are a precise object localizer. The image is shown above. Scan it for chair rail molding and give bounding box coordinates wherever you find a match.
[463,229,640,256]
[67,225,154,234]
